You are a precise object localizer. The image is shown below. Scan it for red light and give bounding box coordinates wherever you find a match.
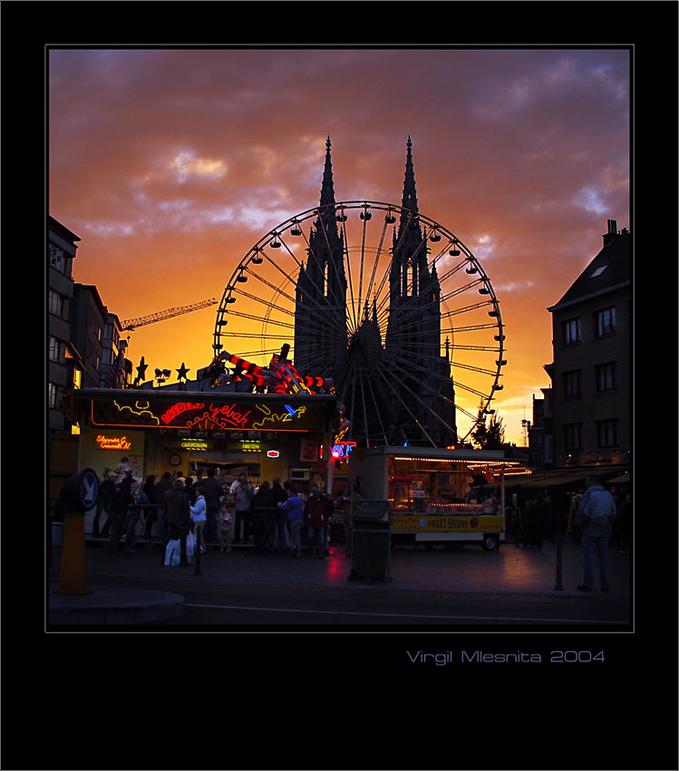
[266,450,280,458]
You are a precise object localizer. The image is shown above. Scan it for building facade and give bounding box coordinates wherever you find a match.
[48,216,81,433]
[544,219,631,469]
[71,284,107,388]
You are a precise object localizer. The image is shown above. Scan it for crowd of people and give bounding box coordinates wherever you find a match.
[93,463,335,562]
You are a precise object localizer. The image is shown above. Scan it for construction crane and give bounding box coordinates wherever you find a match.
[120,298,218,331]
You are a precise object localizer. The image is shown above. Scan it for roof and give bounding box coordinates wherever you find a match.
[49,215,81,244]
[74,283,108,317]
[548,231,631,312]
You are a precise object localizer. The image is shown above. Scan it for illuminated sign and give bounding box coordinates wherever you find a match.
[96,435,132,451]
[331,441,356,459]
[91,397,323,432]
[266,450,281,459]
[180,439,209,451]
[240,441,261,453]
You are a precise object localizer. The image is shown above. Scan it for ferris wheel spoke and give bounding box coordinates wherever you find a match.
[244,266,298,305]
[376,361,452,444]
[363,368,389,445]
[278,228,347,323]
[443,322,501,335]
[232,287,295,317]
[357,367,373,447]
[355,206,371,326]
[456,404,480,423]
[337,212,359,334]
[370,360,437,446]
[224,309,295,329]
[363,213,390,319]
[369,209,416,317]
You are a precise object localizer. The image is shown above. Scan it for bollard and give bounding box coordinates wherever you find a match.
[56,512,90,595]
[554,531,564,591]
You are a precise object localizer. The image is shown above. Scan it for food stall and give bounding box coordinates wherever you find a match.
[348,446,530,551]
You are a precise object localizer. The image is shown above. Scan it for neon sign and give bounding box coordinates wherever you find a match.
[180,439,208,451]
[113,400,160,425]
[162,402,205,425]
[96,435,132,451]
[91,397,321,432]
[332,441,356,459]
[266,450,280,459]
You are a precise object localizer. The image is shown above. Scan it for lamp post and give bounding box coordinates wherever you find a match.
[554,491,564,591]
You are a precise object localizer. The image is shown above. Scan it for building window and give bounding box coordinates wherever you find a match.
[563,423,582,451]
[595,307,616,337]
[48,382,62,409]
[596,419,618,448]
[73,368,82,389]
[563,370,581,399]
[49,289,63,317]
[49,244,65,272]
[96,325,102,341]
[562,318,581,345]
[49,336,61,362]
[596,362,617,392]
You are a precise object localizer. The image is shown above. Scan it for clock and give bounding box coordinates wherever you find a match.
[169,453,182,467]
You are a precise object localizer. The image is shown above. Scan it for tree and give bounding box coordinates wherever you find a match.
[472,402,505,450]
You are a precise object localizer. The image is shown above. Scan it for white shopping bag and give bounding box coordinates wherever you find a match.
[164,538,181,566]
[186,531,196,561]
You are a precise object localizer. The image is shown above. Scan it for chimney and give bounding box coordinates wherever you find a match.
[603,218,618,246]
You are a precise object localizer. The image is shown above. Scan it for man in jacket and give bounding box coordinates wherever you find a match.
[230,474,253,544]
[162,479,191,566]
[576,477,617,592]
[201,467,223,551]
[280,485,304,558]
[304,486,333,558]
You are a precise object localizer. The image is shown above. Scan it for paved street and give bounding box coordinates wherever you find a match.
[49,537,631,628]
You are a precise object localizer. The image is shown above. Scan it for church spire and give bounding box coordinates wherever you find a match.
[401,135,419,216]
[320,136,336,208]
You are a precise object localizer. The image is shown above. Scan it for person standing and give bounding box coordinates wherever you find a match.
[231,474,253,544]
[142,474,157,542]
[279,484,304,558]
[251,481,274,553]
[576,477,617,592]
[93,472,116,538]
[163,479,191,566]
[124,480,150,552]
[528,494,547,550]
[216,489,234,553]
[190,485,207,554]
[154,472,173,545]
[304,486,332,558]
[270,478,289,552]
[106,474,133,552]
[201,467,223,551]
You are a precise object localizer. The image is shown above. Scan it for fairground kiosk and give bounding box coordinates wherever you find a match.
[69,388,338,534]
[347,446,530,551]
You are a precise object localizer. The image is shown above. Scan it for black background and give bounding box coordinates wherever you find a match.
[4,2,677,769]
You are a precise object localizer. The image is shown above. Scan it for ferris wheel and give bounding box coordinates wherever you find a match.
[212,200,505,447]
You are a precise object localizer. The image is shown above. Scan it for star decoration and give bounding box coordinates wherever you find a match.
[176,362,191,381]
[135,356,148,384]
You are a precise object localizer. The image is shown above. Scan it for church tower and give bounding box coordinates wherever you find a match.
[386,137,457,445]
[294,137,347,376]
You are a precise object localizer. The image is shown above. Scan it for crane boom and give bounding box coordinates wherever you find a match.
[121,298,218,331]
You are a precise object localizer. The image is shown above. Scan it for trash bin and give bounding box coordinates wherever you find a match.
[348,500,391,583]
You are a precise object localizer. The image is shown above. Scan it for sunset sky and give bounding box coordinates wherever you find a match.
[49,48,629,444]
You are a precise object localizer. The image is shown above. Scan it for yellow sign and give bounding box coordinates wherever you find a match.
[240,441,261,453]
[180,439,209,451]
[392,514,504,534]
